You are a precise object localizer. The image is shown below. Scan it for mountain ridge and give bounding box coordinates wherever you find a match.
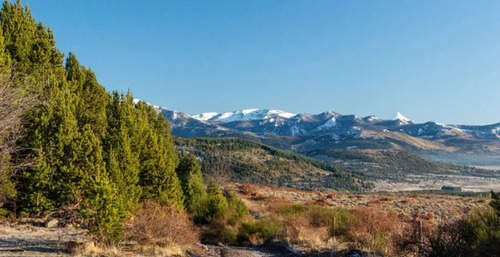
[135,99,500,166]
[150,103,500,143]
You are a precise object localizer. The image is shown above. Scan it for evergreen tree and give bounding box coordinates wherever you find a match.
[66,53,108,138]
[134,101,183,209]
[176,154,205,214]
[0,0,36,73]
[78,125,124,242]
[0,0,188,243]
[204,178,228,223]
[17,81,81,213]
[104,93,141,213]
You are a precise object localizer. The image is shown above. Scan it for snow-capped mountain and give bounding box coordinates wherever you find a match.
[394,111,414,125]
[192,109,297,123]
[134,99,500,153]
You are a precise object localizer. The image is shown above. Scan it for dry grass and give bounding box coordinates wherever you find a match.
[124,200,199,254]
[225,183,490,254]
[347,205,402,254]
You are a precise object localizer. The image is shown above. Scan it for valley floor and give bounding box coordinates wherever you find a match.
[372,174,500,192]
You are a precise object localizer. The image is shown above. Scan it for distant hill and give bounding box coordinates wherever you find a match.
[172,137,499,192]
[174,137,371,191]
[301,148,496,181]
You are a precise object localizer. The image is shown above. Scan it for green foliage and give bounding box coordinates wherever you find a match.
[176,154,205,214]
[401,194,500,257]
[104,92,141,213]
[134,102,183,208]
[237,219,282,244]
[174,137,369,191]
[0,0,183,243]
[219,227,238,245]
[77,126,125,242]
[417,210,500,257]
[225,191,248,225]
[0,167,15,216]
[307,205,355,229]
[276,204,307,216]
[201,178,228,223]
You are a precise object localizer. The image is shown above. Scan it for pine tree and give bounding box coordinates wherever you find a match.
[176,154,205,214]
[0,0,188,243]
[105,93,141,213]
[78,125,124,242]
[0,0,36,73]
[134,101,183,209]
[17,80,81,213]
[205,178,228,223]
[66,53,108,138]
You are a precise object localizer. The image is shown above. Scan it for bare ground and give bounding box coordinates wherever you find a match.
[0,224,86,256]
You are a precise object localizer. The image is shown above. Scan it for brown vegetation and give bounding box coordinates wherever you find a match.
[0,76,38,213]
[124,200,199,253]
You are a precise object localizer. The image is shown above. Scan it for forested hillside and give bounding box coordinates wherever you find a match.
[174,137,371,191]
[0,0,196,242]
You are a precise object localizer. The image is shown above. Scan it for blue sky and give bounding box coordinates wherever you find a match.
[24,0,500,125]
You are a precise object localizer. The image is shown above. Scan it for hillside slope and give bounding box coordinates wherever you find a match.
[302,148,495,181]
[174,137,371,191]
[174,137,500,192]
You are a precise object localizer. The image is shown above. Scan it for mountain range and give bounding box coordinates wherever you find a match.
[142,101,500,166]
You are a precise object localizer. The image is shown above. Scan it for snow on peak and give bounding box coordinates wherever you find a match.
[365,115,380,122]
[313,117,337,131]
[395,111,412,122]
[191,109,297,122]
[191,112,219,121]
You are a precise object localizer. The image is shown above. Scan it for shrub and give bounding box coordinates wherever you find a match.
[225,191,249,225]
[219,226,238,245]
[237,219,282,245]
[425,212,435,221]
[124,200,199,249]
[398,208,500,257]
[276,204,307,217]
[348,206,401,254]
[308,205,355,231]
[204,179,229,223]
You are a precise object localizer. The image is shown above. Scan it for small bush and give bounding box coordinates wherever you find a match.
[225,191,249,225]
[308,205,355,230]
[237,219,282,245]
[398,208,500,257]
[219,226,238,245]
[276,204,307,216]
[348,206,401,254]
[124,200,199,249]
